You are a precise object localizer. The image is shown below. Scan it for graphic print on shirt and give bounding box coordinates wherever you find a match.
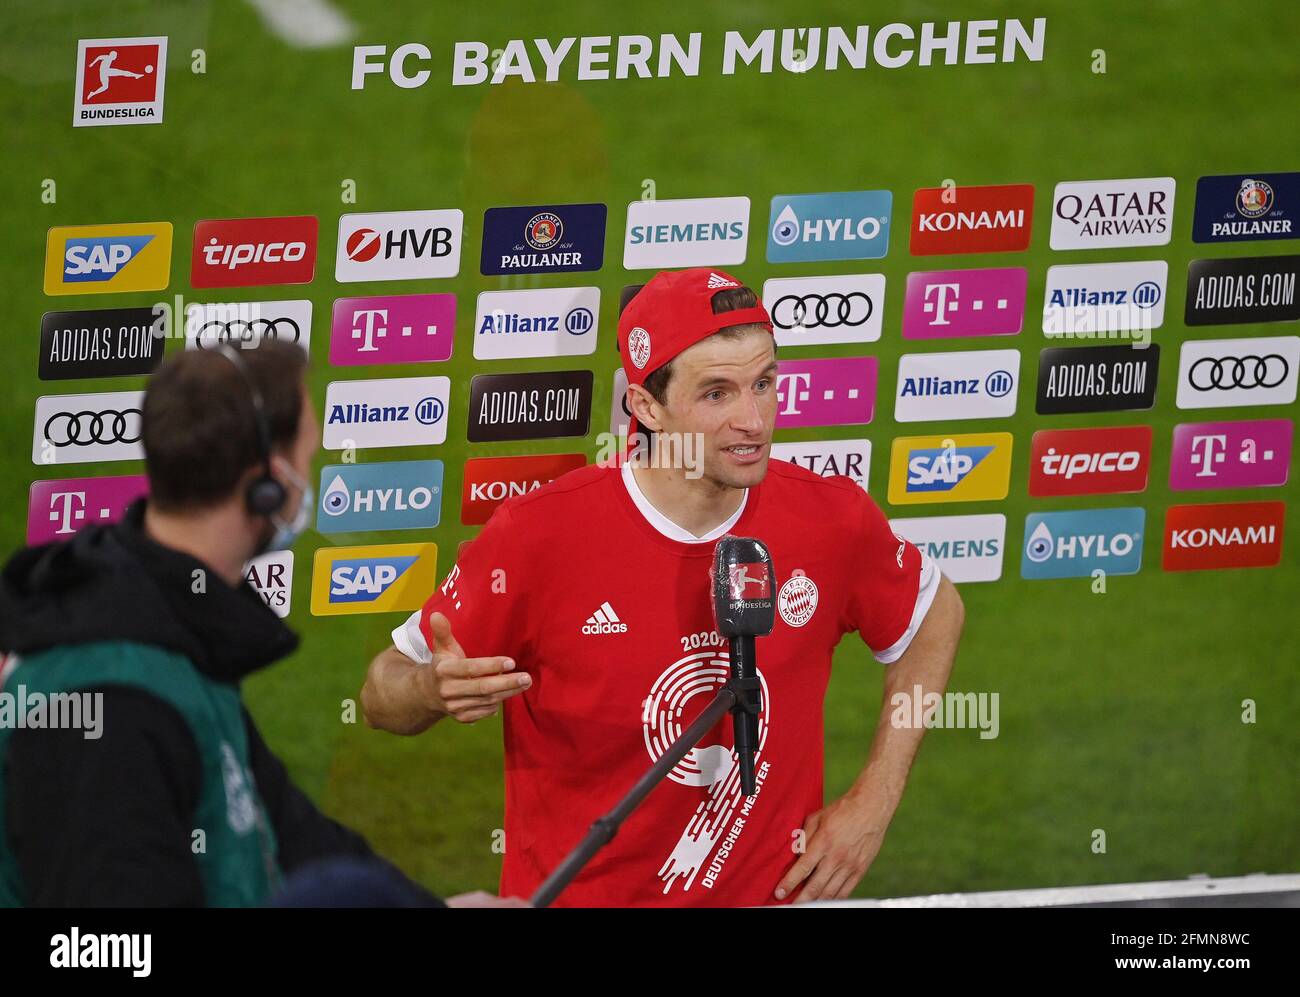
[643,644,771,894]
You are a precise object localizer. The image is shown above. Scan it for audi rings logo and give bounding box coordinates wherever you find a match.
[1189,354,1289,391]
[771,292,873,331]
[193,316,302,348]
[44,408,142,447]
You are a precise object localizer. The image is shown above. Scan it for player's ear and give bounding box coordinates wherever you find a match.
[626,383,665,433]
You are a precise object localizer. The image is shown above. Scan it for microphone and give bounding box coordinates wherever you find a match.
[711,536,775,797]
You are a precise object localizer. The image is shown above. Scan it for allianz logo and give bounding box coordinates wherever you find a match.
[1025,521,1138,562]
[327,397,443,425]
[322,474,438,516]
[900,370,1014,398]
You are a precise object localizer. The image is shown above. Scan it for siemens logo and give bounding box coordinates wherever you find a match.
[918,537,1000,558]
[624,196,750,269]
[891,514,1007,583]
[628,221,745,244]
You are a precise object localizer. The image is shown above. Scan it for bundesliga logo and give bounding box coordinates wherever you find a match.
[73,37,167,127]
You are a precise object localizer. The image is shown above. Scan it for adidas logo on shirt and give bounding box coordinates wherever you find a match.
[706,272,739,289]
[581,601,628,635]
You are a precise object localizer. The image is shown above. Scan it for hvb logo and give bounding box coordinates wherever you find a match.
[311,543,439,616]
[44,223,173,296]
[1021,508,1145,579]
[336,209,463,282]
[74,36,167,127]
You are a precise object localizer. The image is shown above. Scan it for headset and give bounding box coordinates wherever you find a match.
[215,344,287,517]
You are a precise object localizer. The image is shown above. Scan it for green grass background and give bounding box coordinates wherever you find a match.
[1,0,1296,899]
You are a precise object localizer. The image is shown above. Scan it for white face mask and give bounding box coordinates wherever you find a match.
[266,458,312,553]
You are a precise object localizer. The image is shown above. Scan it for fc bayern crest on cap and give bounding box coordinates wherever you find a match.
[778,574,818,627]
[628,326,652,370]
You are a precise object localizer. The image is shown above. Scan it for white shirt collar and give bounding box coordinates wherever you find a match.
[620,462,747,544]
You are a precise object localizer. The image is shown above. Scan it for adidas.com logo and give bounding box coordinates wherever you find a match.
[706,272,739,289]
[582,601,628,635]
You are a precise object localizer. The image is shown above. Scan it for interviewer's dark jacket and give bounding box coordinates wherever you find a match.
[0,499,433,907]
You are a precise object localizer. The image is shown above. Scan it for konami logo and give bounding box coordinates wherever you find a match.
[1028,426,1152,497]
[1163,501,1285,571]
[461,453,586,525]
[910,184,1035,256]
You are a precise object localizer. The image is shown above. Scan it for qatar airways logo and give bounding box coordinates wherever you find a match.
[191,216,318,288]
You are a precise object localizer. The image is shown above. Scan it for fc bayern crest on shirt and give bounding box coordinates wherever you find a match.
[73,37,167,127]
[778,574,819,628]
[480,203,607,275]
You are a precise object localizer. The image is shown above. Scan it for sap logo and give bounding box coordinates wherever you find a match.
[907,446,993,492]
[63,236,153,281]
[329,556,418,602]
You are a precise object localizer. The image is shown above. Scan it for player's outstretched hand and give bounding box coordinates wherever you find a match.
[421,611,531,724]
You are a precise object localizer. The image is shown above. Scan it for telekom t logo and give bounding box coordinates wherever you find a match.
[48,491,88,535]
[774,358,878,428]
[350,308,439,352]
[923,283,960,325]
[1189,434,1228,479]
[776,372,811,416]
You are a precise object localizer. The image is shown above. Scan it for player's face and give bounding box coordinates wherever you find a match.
[662,330,778,490]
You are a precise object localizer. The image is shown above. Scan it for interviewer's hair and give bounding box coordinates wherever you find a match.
[142,340,307,511]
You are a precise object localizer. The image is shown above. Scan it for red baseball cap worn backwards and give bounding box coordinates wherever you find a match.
[617,267,774,443]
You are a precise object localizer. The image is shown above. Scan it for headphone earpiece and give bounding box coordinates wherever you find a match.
[215,345,287,519]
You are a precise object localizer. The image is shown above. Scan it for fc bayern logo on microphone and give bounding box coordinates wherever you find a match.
[778,574,818,627]
[628,326,652,370]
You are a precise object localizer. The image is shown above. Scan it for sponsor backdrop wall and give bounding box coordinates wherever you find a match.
[2,1,1296,897]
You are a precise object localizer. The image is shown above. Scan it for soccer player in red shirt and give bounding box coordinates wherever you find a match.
[360,267,964,906]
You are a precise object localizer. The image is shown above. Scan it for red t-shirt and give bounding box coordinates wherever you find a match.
[393,460,938,907]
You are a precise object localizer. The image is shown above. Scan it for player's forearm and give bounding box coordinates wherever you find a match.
[847,576,964,828]
[360,646,446,735]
